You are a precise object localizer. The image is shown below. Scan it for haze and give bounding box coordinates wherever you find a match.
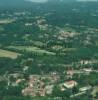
[28,0,47,2]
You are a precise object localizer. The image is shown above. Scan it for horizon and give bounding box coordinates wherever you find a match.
[27,0,47,2]
[27,0,98,3]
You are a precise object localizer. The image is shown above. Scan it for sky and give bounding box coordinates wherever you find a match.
[28,0,98,2]
[28,0,47,2]
[78,0,98,1]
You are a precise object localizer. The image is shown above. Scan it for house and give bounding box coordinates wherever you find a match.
[45,85,54,95]
[22,87,36,96]
[79,86,92,92]
[16,79,25,84]
[25,23,32,26]
[82,68,92,73]
[64,80,78,89]
[59,83,66,91]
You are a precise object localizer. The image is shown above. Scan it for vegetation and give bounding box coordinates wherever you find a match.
[0,0,98,99]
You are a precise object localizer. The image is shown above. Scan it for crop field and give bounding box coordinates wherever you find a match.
[0,49,21,59]
[92,86,98,97]
[0,19,15,24]
[95,41,98,46]
[7,46,56,55]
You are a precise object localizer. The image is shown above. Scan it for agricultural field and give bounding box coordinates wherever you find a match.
[7,46,56,55]
[0,19,15,24]
[92,86,98,97]
[0,49,21,59]
[0,26,4,31]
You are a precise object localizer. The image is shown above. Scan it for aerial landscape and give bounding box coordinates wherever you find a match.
[0,0,98,100]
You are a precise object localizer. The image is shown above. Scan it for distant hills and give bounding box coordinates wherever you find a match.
[0,0,72,9]
[77,0,98,1]
[0,0,33,9]
[0,0,97,9]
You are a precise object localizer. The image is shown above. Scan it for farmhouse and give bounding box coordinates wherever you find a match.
[82,68,92,73]
[64,80,78,89]
[79,86,92,92]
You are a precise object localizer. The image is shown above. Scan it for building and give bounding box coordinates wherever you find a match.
[79,86,92,92]
[64,80,78,89]
[83,68,92,73]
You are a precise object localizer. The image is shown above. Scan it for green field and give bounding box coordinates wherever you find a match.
[0,49,21,59]
[0,19,15,24]
[92,86,98,97]
[7,46,56,55]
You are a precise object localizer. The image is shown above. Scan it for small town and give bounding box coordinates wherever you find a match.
[0,0,98,100]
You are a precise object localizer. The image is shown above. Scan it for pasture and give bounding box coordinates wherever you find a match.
[7,46,55,55]
[0,49,21,59]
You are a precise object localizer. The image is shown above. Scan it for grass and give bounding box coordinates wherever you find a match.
[63,48,77,52]
[7,46,55,55]
[0,19,15,24]
[0,49,21,59]
[95,41,98,46]
[0,27,4,31]
[91,86,98,97]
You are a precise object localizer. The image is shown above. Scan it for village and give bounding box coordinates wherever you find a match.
[0,58,97,99]
[0,1,98,99]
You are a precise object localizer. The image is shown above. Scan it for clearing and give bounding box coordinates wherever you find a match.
[0,49,21,59]
[0,19,15,24]
[7,46,56,55]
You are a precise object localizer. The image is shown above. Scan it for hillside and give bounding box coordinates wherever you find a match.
[0,0,98,100]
